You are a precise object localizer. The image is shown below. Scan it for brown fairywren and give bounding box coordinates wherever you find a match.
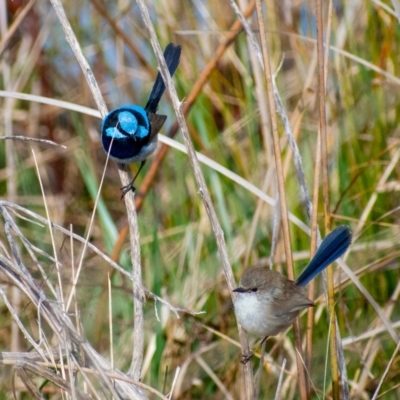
[233,226,352,350]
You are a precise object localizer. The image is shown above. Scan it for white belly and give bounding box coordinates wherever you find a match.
[234,293,292,337]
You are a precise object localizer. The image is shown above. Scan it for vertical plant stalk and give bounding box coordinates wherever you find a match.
[314,0,340,398]
[0,0,20,354]
[49,0,145,383]
[307,0,334,388]
[135,0,255,398]
[254,1,308,399]
[306,133,320,380]
[121,164,145,381]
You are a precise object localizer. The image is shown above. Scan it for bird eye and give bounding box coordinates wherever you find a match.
[251,288,258,292]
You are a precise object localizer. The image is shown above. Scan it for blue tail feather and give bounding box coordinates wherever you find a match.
[295,226,352,287]
[145,43,181,113]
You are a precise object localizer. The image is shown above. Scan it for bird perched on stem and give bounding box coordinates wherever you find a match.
[101,43,181,198]
[233,225,352,363]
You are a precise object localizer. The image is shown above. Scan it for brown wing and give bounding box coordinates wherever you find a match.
[271,283,314,318]
[148,112,167,140]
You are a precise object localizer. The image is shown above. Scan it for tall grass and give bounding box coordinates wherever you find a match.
[0,0,399,398]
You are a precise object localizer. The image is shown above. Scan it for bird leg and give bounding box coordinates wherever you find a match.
[120,160,146,199]
[240,335,269,364]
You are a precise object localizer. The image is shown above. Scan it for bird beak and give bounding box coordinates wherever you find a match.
[233,287,246,293]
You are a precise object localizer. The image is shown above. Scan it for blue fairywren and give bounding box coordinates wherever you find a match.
[233,225,352,363]
[101,43,181,198]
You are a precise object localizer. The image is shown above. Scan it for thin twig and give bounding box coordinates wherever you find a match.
[254,341,267,399]
[371,330,400,400]
[274,358,287,400]
[0,135,66,147]
[167,366,181,400]
[195,356,234,400]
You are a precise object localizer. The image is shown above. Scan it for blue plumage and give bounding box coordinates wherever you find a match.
[101,43,181,197]
[145,44,181,113]
[295,226,352,287]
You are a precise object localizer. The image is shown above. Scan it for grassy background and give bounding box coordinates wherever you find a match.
[1,0,400,398]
